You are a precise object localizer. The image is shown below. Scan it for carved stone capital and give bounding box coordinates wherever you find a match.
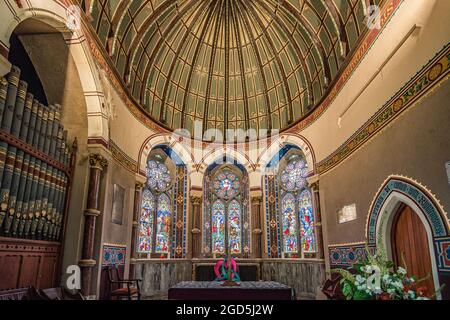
[135,181,145,190]
[89,153,108,170]
[191,196,202,206]
[251,196,262,204]
[307,174,320,191]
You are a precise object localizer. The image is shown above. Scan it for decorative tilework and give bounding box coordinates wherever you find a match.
[318,44,450,174]
[329,244,376,269]
[435,237,450,272]
[367,177,448,245]
[102,244,126,267]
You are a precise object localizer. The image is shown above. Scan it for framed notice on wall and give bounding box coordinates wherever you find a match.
[112,184,125,225]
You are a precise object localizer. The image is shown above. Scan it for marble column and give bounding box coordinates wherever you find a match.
[130,181,144,277]
[79,153,108,296]
[190,196,202,258]
[310,181,324,259]
[251,196,263,259]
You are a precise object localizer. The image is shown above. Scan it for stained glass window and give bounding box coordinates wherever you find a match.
[146,160,172,191]
[155,194,171,253]
[228,200,242,254]
[299,189,316,253]
[282,193,298,253]
[212,200,225,254]
[213,171,240,200]
[138,189,154,253]
[278,156,316,257]
[139,157,174,255]
[280,160,308,191]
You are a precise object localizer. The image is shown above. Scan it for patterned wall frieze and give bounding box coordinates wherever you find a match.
[329,243,376,269]
[318,44,450,174]
[109,140,138,173]
[435,237,450,272]
[102,244,126,267]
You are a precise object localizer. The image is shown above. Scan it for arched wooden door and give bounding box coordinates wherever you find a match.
[391,204,435,293]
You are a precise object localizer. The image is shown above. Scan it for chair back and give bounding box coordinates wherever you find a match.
[107,265,121,291]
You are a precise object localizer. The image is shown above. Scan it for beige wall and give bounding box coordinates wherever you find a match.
[319,80,450,251]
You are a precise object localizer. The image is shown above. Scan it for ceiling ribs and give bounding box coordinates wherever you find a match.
[279,0,332,89]
[159,0,218,125]
[240,0,294,127]
[123,0,179,84]
[233,0,272,132]
[224,0,230,134]
[324,0,350,56]
[229,0,249,132]
[199,0,225,131]
[253,0,315,121]
[137,0,200,104]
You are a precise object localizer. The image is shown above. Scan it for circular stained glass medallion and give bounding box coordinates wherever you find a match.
[280,160,308,191]
[146,160,172,191]
[213,171,240,199]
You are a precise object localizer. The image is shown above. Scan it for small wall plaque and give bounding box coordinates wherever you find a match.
[338,204,357,224]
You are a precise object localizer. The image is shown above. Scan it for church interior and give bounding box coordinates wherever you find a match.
[0,0,449,301]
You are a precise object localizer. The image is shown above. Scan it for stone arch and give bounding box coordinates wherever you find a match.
[258,133,316,175]
[2,2,108,140]
[367,175,450,299]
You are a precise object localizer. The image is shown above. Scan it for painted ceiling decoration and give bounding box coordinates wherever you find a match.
[81,0,381,137]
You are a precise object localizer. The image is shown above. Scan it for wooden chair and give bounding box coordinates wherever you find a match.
[107,265,142,300]
[322,273,345,300]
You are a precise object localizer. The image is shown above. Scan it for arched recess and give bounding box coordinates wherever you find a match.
[137,145,189,259]
[2,2,109,141]
[367,176,450,299]
[202,157,250,259]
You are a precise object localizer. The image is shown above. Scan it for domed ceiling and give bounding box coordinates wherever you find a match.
[84,0,381,135]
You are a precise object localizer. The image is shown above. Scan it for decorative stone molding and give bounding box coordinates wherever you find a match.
[89,153,108,170]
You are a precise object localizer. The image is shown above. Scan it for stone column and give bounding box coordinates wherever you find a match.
[79,154,108,297]
[251,196,263,259]
[130,181,144,277]
[190,196,202,258]
[310,180,324,259]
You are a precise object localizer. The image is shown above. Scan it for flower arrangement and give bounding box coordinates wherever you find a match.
[333,245,442,300]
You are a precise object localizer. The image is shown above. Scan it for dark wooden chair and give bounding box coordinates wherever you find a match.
[107,265,142,300]
[322,272,345,300]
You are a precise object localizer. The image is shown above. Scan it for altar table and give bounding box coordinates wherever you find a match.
[168,281,294,300]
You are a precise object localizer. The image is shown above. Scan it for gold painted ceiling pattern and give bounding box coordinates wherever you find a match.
[82,0,381,136]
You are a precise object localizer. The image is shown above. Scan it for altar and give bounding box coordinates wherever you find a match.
[168,281,294,300]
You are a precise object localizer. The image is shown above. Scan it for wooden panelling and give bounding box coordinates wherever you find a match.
[0,237,60,290]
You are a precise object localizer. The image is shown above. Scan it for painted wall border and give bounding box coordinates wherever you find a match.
[317,43,450,175]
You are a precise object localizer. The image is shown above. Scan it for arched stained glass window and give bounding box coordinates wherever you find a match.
[205,165,248,258]
[299,190,315,253]
[277,156,316,257]
[281,193,298,253]
[155,194,171,253]
[138,156,177,257]
[228,200,242,254]
[212,201,226,254]
[138,189,155,253]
